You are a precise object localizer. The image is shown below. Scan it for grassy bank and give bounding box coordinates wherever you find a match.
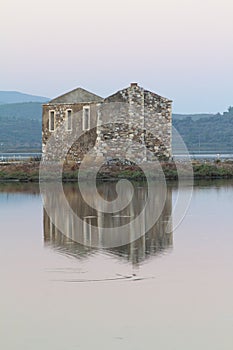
[1,160,233,182]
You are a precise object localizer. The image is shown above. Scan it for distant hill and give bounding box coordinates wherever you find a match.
[0,91,49,104]
[173,107,233,153]
[0,102,43,152]
[0,116,41,152]
[0,102,43,120]
[0,100,232,153]
[173,113,214,121]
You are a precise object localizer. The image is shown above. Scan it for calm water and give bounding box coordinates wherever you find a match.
[0,180,233,350]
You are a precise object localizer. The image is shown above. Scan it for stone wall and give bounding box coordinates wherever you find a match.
[95,84,172,162]
[42,84,172,164]
[144,89,172,160]
[94,95,146,163]
[42,103,98,163]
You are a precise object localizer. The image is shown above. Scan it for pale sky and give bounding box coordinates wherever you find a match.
[1,0,233,113]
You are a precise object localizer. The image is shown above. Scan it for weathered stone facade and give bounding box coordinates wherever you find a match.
[42,84,172,163]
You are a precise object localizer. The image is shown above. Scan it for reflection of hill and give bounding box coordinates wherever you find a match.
[0,182,40,195]
[43,182,173,265]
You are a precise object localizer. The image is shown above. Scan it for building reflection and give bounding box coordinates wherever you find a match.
[43,182,173,265]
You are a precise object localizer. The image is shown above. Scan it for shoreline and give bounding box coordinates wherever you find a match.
[1,160,233,182]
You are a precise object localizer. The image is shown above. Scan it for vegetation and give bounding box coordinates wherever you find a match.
[0,114,41,152]
[173,113,214,121]
[2,160,233,182]
[0,102,42,152]
[0,162,40,181]
[173,107,233,153]
[0,102,43,119]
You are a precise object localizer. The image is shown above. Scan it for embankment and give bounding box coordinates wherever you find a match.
[1,160,233,182]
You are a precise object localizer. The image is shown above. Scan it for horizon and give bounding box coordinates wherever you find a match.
[0,88,232,115]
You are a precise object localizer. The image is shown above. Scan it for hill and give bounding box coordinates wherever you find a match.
[0,91,49,104]
[0,102,43,152]
[0,102,43,120]
[173,107,233,153]
[0,101,233,153]
[0,116,41,152]
[173,113,214,121]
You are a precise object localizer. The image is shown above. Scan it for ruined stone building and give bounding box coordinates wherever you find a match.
[42,83,172,163]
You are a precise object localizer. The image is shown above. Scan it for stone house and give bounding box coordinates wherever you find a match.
[42,83,172,163]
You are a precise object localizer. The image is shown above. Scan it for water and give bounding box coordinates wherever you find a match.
[173,153,233,161]
[0,153,41,161]
[1,152,233,162]
[0,180,233,349]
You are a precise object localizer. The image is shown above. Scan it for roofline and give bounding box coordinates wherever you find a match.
[49,87,103,103]
[105,85,172,103]
[44,85,172,104]
[143,89,172,103]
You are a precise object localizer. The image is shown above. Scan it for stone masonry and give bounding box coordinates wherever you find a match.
[42,84,172,163]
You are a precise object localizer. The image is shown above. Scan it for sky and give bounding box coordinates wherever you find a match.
[1,0,233,113]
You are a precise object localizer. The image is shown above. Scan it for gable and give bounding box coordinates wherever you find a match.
[105,84,172,104]
[49,87,103,104]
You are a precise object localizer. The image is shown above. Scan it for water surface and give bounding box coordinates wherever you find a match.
[0,180,233,350]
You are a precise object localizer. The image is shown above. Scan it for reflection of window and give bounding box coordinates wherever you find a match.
[49,219,56,240]
[82,106,90,130]
[66,110,72,131]
[67,213,73,239]
[83,217,92,245]
[49,110,55,131]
